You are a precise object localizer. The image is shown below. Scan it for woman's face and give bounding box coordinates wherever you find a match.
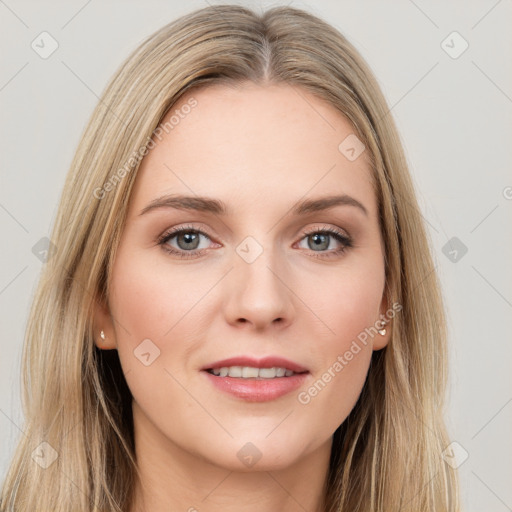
[96,82,389,471]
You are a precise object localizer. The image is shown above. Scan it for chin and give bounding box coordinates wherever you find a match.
[193,432,317,473]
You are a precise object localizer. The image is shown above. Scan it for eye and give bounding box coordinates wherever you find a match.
[157,225,214,259]
[296,226,352,258]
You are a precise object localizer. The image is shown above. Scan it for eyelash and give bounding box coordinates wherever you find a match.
[157,224,353,260]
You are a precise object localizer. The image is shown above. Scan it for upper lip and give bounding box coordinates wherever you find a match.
[201,356,309,373]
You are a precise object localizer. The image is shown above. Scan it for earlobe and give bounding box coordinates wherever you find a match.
[92,296,117,350]
[373,291,392,351]
[373,318,391,351]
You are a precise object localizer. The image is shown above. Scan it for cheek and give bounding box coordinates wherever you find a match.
[293,262,383,430]
[296,291,376,440]
[107,251,212,435]
[107,244,229,384]
[299,257,385,345]
[109,248,219,348]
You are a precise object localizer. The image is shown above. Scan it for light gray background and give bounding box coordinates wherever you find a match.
[1,1,511,510]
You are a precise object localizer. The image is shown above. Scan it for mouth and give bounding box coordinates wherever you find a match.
[201,356,309,402]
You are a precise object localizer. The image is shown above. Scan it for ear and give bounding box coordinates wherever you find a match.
[92,296,117,350]
[373,290,392,351]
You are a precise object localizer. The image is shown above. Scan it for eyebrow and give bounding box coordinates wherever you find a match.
[139,193,368,217]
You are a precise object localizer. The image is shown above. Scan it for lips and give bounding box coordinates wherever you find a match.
[200,355,309,402]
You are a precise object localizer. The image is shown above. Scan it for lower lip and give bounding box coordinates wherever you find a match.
[202,371,309,402]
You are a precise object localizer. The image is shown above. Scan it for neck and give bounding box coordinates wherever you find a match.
[129,402,331,512]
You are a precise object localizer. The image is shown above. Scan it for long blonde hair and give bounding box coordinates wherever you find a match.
[1,5,459,511]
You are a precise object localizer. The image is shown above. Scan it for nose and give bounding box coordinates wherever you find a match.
[223,245,295,331]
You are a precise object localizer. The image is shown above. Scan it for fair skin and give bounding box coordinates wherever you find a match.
[94,82,390,512]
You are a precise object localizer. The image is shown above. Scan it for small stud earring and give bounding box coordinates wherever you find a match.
[377,321,387,336]
[100,330,106,341]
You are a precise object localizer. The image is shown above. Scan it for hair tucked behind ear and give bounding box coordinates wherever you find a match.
[1,5,459,511]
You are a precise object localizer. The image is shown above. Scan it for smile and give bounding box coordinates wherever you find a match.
[201,356,309,402]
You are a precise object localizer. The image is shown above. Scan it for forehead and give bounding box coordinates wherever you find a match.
[130,82,376,218]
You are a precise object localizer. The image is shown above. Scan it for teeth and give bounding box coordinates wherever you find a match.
[258,367,278,378]
[209,366,297,379]
[228,366,242,377]
[242,366,259,378]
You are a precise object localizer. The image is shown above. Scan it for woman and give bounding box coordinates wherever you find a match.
[0,4,459,511]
